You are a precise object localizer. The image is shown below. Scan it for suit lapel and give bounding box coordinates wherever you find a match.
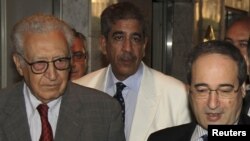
[3,82,31,141]
[98,67,109,91]
[129,65,160,141]
[181,123,196,140]
[54,83,82,141]
[238,108,250,125]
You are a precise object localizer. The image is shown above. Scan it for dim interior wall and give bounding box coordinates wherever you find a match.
[171,1,194,84]
[1,0,53,88]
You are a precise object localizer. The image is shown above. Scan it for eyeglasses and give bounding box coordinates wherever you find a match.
[19,55,71,74]
[191,84,240,99]
[72,52,87,62]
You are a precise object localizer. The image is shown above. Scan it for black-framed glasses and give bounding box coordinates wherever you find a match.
[72,51,87,62]
[191,84,240,99]
[19,54,71,74]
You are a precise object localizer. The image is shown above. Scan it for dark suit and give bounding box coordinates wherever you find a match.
[148,109,250,141]
[147,122,196,141]
[0,81,125,141]
[241,90,250,124]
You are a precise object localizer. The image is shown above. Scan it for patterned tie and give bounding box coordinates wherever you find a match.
[201,134,208,141]
[37,104,53,141]
[113,82,126,123]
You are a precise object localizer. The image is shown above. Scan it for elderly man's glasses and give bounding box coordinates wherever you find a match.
[191,84,240,99]
[18,54,71,74]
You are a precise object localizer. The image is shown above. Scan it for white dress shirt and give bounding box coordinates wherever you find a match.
[191,125,208,141]
[23,83,61,141]
[105,63,143,139]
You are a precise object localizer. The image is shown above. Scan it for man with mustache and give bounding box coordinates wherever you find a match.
[148,40,250,141]
[74,2,191,141]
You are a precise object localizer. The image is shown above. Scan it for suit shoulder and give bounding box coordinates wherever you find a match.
[148,123,195,141]
[73,68,106,85]
[147,67,185,88]
[145,68,186,90]
[69,82,117,103]
[0,82,23,106]
[68,82,121,114]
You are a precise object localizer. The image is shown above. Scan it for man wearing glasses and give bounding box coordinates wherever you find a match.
[148,40,250,141]
[0,14,125,141]
[70,29,88,80]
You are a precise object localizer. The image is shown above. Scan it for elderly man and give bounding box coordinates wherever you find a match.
[148,40,250,141]
[0,13,125,141]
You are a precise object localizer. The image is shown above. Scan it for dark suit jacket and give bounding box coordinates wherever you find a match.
[242,90,250,123]
[147,122,196,141]
[0,81,125,141]
[148,108,250,141]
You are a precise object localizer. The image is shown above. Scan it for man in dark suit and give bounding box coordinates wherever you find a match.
[0,13,125,141]
[148,40,250,141]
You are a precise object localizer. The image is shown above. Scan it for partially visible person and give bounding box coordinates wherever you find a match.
[148,40,250,141]
[225,16,250,76]
[70,28,88,80]
[74,2,191,141]
[0,13,125,141]
[226,16,250,124]
[244,38,250,119]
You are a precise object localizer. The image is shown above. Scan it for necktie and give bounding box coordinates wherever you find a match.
[201,134,208,141]
[113,82,126,123]
[37,104,53,141]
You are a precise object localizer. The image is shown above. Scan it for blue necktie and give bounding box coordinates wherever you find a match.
[201,134,208,141]
[113,82,126,123]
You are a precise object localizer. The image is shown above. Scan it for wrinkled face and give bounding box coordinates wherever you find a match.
[225,23,249,64]
[189,53,245,129]
[100,19,147,81]
[70,37,87,80]
[13,31,70,103]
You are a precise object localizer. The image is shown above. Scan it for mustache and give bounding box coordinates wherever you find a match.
[204,107,223,114]
[119,52,137,61]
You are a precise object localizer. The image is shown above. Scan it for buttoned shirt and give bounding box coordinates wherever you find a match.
[191,125,208,141]
[105,63,143,139]
[23,83,61,141]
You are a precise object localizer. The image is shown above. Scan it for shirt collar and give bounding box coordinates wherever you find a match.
[192,125,208,141]
[23,82,62,113]
[106,62,143,92]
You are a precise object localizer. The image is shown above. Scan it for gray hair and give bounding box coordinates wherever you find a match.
[11,13,74,56]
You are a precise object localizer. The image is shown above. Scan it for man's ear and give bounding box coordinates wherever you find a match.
[13,53,24,76]
[99,35,107,55]
[142,37,148,57]
[241,83,246,98]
